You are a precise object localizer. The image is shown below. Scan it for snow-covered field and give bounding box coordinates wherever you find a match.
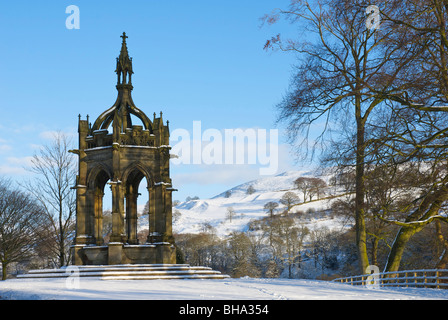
[1,277,448,300]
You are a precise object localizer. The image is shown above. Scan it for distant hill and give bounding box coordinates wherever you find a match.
[154,170,354,237]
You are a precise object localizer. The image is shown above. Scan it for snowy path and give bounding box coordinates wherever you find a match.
[1,277,448,300]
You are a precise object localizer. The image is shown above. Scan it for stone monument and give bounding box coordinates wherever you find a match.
[71,32,176,265]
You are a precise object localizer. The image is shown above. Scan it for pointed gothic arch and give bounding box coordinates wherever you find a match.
[86,165,112,246]
[122,162,153,245]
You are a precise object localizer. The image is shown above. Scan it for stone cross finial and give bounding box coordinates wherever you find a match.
[121,32,128,42]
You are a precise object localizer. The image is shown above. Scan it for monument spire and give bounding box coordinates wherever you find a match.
[91,32,153,133]
[116,32,133,87]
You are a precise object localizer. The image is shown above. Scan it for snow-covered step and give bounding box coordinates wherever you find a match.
[102,274,230,280]
[24,264,203,274]
[19,269,224,278]
[17,264,230,280]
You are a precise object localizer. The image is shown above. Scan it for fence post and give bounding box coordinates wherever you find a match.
[436,271,440,289]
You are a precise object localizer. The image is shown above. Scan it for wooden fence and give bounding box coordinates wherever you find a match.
[332,269,448,289]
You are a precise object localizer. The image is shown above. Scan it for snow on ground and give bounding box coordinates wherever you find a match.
[1,277,448,300]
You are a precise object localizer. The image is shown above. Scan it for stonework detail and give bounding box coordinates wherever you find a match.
[71,33,176,265]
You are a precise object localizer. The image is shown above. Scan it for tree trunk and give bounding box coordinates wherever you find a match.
[385,184,448,272]
[355,96,370,274]
[435,220,448,269]
[1,261,7,281]
[60,240,65,267]
[384,226,420,272]
[372,237,379,267]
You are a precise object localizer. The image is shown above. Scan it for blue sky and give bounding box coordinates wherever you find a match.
[0,1,306,204]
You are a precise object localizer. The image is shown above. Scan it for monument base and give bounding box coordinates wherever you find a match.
[72,242,176,265]
[17,264,230,280]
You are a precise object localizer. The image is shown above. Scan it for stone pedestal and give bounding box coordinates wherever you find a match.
[108,243,123,265]
[72,245,86,266]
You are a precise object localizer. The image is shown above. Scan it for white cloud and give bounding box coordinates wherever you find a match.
[7,156,34,167]
[39,131,59,140]
[0,157,35,177]
[0,144,12,154]
[0,165,28,176]
[39,130,76,141]
[30,143,43,150]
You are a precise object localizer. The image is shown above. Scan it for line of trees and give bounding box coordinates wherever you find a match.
[176,169,448,279]
[264,0,448,274]
[0,132,76,280]
[175,214,327,279]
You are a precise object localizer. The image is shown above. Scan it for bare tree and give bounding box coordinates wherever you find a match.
[378,0,448,107]
[364,0,448,272]
[263,0,413,273]
[308,178,327,200]
[264,201,279,219]
[294,177,313,202]
[280,191,300,213]
[330,170,356,193]
[435,219,448,269]
[23,132,76,267]
[268,217,309,278]
[226,207,236,223]
[294,177,326,202]
[0,179,46,280]
[102,210,112,244]
[246,185,256,195]
[227,232,261,278]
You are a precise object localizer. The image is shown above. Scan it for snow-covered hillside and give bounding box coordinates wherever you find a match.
[164,170,351,237]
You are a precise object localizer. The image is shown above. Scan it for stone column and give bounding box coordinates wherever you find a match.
[164,188,175,243]
[147,186,156,243]
[94,190,104,245]
[74,185,88,244]
[109,181,125,243]
[73,185,90,265]
[126,192,139,244]
[152,184,164,243]
[108,181,124,265]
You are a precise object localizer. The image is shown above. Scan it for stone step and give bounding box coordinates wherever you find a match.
[24,264,209,274]
[103,274,230,280]
[19,269,224,278]
[17,264,230,280]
